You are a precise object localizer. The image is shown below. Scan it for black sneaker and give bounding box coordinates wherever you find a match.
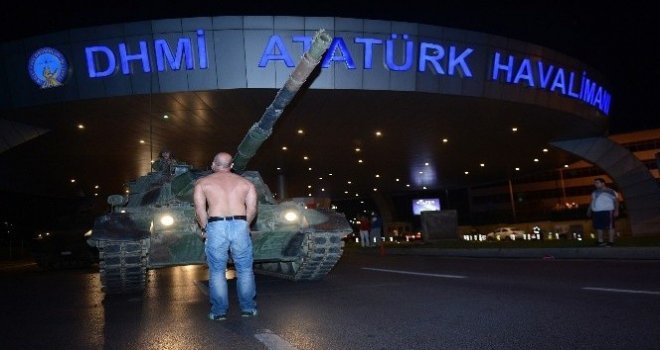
[208,313,227,321]
[597,242,608,247]
[606,242,614,247]
[241,309,258,318]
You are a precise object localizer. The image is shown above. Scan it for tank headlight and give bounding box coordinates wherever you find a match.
[284,211,299,222]
[160,214,175,226]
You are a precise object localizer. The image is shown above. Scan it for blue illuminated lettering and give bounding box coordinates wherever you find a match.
[582,77,597,103]
[119,41,150,74]
[418,42,445,74]
[593,87,603,107]
[85,46,116,78]
[492,52,514,82]
[354,37,383,69]
[549,68,566,94]
[154,38,194,71]
[567,71,580,98]
[322,37,356,69]
[85,30,209,78]
[80,29,611,116]
[197,29,208,69]
[385,34,414,71]
[258,35,294,67]
[490,52,611,115]
[537,62,555,88]
[513,58,534,86]
[447,47,473,77]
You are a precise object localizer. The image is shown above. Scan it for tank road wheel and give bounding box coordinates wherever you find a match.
[96,238,149,294]
[254,231,345,281]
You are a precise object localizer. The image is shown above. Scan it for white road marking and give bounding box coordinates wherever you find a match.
[255,329,299,350]
[583,287,660,295]
[362,267,466,279]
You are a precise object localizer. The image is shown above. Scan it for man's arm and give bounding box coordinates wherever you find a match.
[613,191,620,217]
[193,181,208,230]
[245,182,258,224]
[586,192,594,217]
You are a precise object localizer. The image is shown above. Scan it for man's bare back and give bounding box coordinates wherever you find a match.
[193,152,257,229]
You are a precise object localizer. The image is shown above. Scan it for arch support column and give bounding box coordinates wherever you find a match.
[551,137,660,237]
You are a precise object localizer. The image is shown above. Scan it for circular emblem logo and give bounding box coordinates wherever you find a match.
[28,47,68,88]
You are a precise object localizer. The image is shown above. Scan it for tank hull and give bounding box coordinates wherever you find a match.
[89,204,351,294]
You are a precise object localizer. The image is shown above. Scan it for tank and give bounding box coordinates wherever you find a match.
[87,29,352,294]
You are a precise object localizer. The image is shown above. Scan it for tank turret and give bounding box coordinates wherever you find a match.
[86,29,352,294]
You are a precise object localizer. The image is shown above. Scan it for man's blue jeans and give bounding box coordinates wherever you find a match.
[205,220,257,316]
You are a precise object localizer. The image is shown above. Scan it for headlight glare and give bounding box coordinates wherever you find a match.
[284,211,299,222]
[160,214,175,226]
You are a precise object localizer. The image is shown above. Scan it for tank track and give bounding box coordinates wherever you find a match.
[254,231,345,281]
[96,238,149,294]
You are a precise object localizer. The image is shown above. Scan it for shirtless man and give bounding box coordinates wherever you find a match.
[194,152,258,321]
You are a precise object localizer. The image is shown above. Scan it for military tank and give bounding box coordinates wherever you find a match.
[87,29,352,294]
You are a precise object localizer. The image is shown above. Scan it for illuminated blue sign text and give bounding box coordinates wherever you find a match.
[85,29,208,78]
[81,30,611,115]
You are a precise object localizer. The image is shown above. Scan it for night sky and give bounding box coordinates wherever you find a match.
[2,1,657,133]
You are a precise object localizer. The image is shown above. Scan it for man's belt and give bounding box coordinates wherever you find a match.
[208,215,247,222]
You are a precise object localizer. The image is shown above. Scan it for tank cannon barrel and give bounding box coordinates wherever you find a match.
[232,29,332,173]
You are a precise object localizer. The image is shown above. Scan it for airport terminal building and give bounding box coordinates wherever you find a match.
[1,16,659,236]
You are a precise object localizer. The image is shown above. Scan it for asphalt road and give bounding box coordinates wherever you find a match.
[1,251,660,350]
